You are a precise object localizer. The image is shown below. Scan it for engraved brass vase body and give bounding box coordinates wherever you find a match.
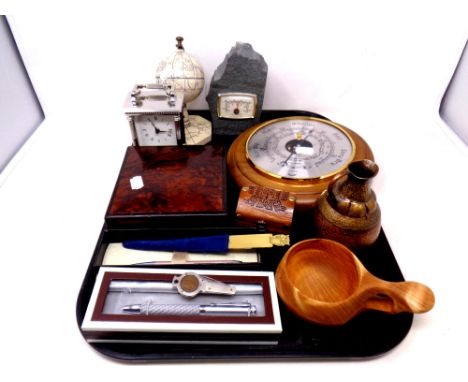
[313,159,381,250]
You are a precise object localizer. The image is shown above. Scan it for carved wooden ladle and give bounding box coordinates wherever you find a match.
[275,238,435,325]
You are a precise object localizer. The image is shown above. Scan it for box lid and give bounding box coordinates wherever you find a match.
[105,145,228,228]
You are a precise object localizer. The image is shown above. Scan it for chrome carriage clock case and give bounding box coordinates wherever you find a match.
[124,84,185,146]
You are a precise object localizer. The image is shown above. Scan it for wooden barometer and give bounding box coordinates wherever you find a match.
[227,116,374,212]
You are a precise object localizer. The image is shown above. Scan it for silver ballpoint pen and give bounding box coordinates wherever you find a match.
[121,302,257,316]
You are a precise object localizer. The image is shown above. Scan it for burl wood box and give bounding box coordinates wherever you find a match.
[105,145,228,229]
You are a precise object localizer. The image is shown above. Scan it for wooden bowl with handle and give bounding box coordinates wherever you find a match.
[275,238,435,326]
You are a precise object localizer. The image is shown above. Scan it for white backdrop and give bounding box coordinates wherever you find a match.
[2,1,468,381]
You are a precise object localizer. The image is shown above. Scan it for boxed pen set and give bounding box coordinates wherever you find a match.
[81,267,281,344]
[76,110,429,362]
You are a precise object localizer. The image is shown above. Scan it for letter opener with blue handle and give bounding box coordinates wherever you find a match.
[123,233,289,253]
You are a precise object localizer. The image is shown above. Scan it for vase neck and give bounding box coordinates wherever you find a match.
[328,159,379,217]
[339,174,374,202]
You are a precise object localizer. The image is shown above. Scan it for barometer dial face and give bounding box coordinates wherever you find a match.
[217,92,257,119]
[246,117,356,180]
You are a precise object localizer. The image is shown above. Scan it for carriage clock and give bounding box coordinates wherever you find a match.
[123,83,185,146]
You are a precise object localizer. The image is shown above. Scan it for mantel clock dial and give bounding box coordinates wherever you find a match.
[123,83,185,146]
[227,116,373,211]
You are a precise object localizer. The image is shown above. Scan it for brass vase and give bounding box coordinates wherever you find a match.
[313,159,381,250]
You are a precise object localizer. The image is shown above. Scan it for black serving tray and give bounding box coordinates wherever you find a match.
[76,110,413,361]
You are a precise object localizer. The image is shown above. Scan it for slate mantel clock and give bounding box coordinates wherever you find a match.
[227,116,374,211]
[123,83,185,146]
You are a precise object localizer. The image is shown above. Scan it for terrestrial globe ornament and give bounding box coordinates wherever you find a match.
[155,36,205,103]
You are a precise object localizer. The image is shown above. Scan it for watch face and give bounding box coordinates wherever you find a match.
[217,92,257,119]
[134,114,177,146]
[246,117,355,180]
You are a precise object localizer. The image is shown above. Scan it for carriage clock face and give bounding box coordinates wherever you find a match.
[246,117,356,180]
[133,114,179,146]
